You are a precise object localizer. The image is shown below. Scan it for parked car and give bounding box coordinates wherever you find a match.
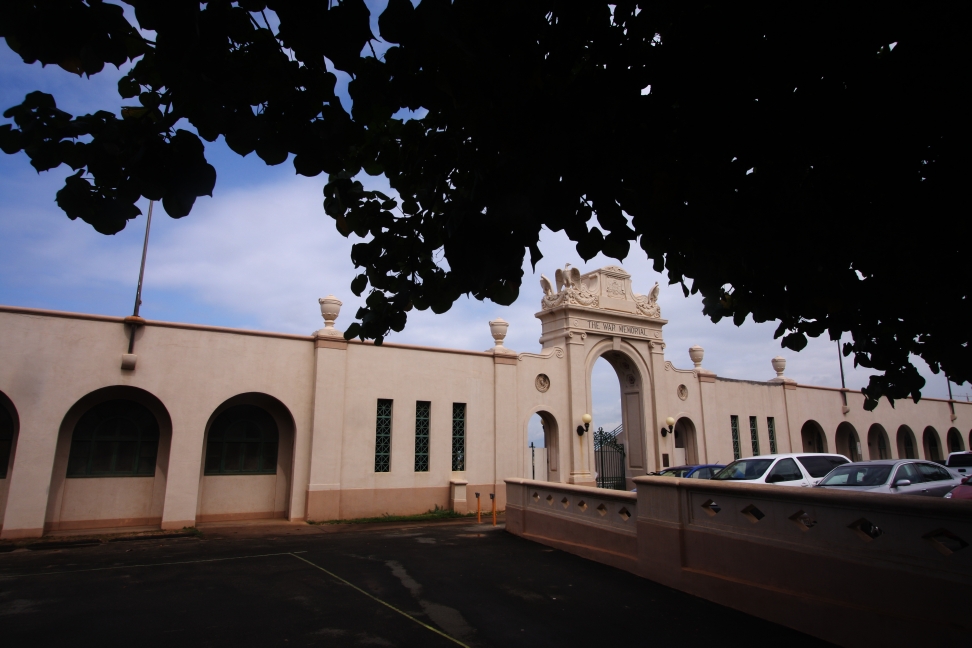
[944,475,972,500]
[816,460,962,496]
[711,453,850,487]
[656,464,726,479]
[945,451,972,479]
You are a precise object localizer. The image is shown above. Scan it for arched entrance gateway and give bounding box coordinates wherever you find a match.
[535,265,668,486]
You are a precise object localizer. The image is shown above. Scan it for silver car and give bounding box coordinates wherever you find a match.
[816,459,962,496]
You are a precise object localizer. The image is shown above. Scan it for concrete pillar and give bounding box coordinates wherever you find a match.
[566,333,594,485]
[0,410,60,539]
[159,409,205,530]
[488,317,519,509]
[305,335,348,521]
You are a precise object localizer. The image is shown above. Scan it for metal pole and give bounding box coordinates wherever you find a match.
[530,442,535,480]
[127,200,154,354]
[837,339,848,406]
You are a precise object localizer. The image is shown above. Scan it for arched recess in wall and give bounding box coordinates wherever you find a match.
[197,393,296,523]
[945,427,964,454]
[896,425,918,459]
[867,424,892,460]
[586,341,651,478]
[801,420,828,453]
[922,426,943,462]
[0,390,21,526]
[835,422,862,461]
[45,386,173,533]
[674,417,699,466]
[525,410,558,482]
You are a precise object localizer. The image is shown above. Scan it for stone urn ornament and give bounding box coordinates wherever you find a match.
[317,295,343,337]
[771,356,787,378]
[689,345,705,368]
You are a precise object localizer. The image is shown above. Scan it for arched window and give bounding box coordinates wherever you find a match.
[67,400,160,477]
[205,405,279,475]
[0,402,14,478]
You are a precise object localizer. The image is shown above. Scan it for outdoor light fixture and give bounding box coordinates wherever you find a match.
[661,416,675,437]
[576,413,592,436]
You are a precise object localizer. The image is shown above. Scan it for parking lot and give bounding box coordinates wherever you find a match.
[0,519,829,647]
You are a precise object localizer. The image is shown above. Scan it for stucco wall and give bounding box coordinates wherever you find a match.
[1,278,970,539]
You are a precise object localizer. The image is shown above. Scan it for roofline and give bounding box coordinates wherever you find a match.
[0,304,494,358]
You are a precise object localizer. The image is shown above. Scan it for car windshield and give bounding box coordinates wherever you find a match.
[659,468,692,477]
[819,464,893,487]
[797,455,849,478]
[712,459,774,481]
[947,454,972,468]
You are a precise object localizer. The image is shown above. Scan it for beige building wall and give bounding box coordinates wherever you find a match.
[1,264,969,538]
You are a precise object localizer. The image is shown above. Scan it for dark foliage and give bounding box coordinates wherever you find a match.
[1,1,968,408]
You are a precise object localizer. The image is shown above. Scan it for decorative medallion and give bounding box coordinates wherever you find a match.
[627,374,636,386]
[677,384,689,400]
[607,278,625,298]
[535,374,551,393]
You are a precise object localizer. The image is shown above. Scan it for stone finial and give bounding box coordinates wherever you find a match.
[317,295,343,337]
[689,345,704,368]
[489,317,510,347]
[769,355,796,385]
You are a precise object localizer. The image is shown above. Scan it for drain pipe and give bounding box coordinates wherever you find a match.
[122,200,154,370]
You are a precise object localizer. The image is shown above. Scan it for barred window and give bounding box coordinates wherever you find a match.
[767,417,778,454]
[451,403,466,471]
[749,416,760,455]
[205,405,278,475]
[730,415,741,461]
[67,400,159,478]
[375,399,392,472]
[414,401,430,472]
[0,404,15,479]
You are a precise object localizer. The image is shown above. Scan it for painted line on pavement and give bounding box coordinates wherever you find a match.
[289,552,470,648]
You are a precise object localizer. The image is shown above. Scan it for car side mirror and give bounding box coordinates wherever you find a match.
[892,479,911,488]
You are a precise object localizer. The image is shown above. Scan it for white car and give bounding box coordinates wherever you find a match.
[711,452,850,487]
[945,451,972,479]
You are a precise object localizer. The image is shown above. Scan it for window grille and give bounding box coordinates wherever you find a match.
[0,404,15,479]
[375,399,392,473]
[414,401,430,472]
[204,404,279,475]
[452,403,466,471]
[730,415,740,460]
[67,400,160,478]
[749,416,760,455]
[767,417,777,454]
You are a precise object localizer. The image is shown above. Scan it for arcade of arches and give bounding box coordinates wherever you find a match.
[1,264,970,538]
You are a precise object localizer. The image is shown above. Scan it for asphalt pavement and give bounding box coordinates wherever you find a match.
[0,519,830,647]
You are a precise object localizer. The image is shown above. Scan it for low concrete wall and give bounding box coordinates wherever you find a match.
[506,479,638,573]
[506,476,971,646]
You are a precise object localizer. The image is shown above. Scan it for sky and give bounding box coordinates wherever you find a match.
[1,7,965,450]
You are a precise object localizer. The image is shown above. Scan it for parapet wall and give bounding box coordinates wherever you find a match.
[505,477,971,646]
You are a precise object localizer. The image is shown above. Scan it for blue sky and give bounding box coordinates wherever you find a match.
[1,6,965,448]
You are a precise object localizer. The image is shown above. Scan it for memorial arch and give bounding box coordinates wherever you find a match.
[535,265,666,484]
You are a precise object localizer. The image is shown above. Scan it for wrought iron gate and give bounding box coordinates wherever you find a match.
[594,425,626,490]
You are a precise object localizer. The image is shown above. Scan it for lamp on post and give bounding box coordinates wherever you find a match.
[576,413,592,436]
[660,416,675,437]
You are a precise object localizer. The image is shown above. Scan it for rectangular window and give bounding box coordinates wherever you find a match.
[749,416,760,456]
[767,417,777,454]
[730,415,740,460]
[451,403,466,471]
[375,399,392,473]
[414,401,430,472]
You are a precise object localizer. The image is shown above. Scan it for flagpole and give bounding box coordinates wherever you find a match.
[127,200,154,354]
